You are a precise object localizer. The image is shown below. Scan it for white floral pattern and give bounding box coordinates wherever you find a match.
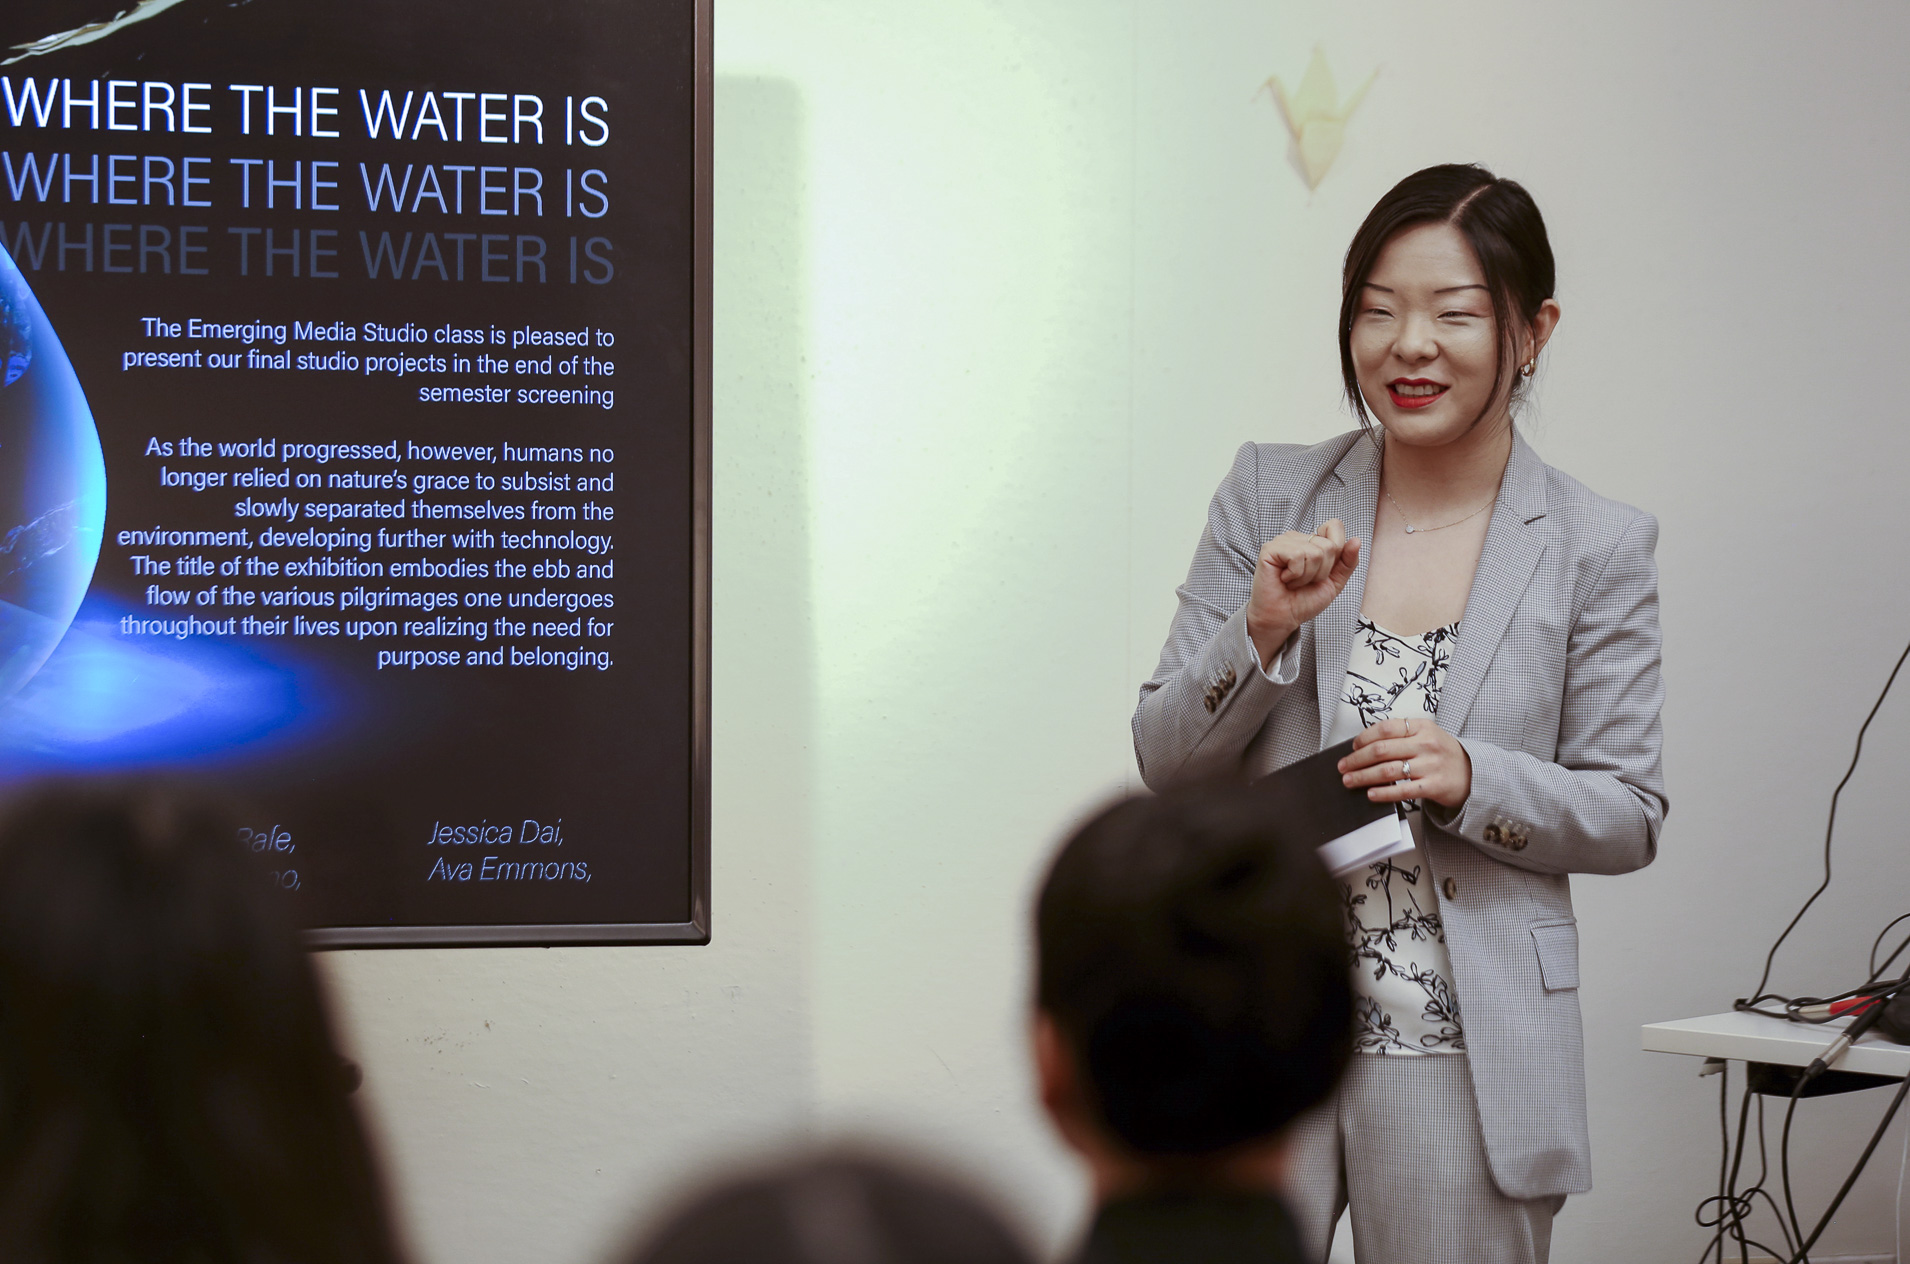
[1331,618,1466,1056]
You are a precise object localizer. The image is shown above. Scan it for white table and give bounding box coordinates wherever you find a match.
[1643,1009,1910,1079]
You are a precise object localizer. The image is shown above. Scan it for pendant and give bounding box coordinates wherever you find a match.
[1404,525,1416,534]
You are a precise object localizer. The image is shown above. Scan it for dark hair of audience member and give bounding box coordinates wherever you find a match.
[1036,787,1353,1157]
[0,782,403,1264]
[628,1153,1033,1264]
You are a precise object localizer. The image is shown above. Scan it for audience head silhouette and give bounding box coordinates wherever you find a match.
[0,781,402,1264]
[1034,786,1352,1189]
[627,1152,1032,1264]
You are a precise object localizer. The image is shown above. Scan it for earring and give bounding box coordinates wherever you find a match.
[1520,359,1536,378]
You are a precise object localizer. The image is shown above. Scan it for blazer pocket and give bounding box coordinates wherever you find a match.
[1530,919,1579,992]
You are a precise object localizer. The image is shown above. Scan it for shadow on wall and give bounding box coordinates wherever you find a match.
[713,76,816,943]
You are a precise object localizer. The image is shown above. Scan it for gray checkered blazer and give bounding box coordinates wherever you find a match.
[1133,428,1666,1200]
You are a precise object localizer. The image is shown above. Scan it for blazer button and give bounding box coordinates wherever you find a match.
[1509,833,1528,851]
[1483,824,1503,845]
[1441,877,1458,901]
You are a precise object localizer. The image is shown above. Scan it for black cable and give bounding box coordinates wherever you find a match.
[1697,1065,1738,1264]
[1696,1074,1793,1263]
[1778,983,1890,1025]
[1714,1063,1729,1264]
[1753,1092,1798,1260]
[1739,637,1910,1013]
[1869,917,1910,982]
[1780,1083,1806,1255]
[1784,1072,1910,1263]
[1766,973,1910,1262]
[1703,1076,1749,1264]
[1722,1076,1755,1260]
[1741,929,1910,1030]
[1711,639,1910,1259]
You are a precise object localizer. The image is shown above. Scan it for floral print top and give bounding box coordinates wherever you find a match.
[1328,617,1465,1056]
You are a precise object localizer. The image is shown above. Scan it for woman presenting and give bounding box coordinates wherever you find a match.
[1132,164,1665,1264]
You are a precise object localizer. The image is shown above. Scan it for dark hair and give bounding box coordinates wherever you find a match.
[1035,787,1351,1157]
[1339,163,1556,434]
[0,781,403,1264]
[627,1153,1033,1264]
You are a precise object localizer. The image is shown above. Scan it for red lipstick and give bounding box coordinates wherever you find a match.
[1386,378,1448,410]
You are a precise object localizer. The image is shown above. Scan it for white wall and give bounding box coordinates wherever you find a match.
[321,3,1910,1262]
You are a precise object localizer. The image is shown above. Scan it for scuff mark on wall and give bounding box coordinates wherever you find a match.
[5,0,194,66]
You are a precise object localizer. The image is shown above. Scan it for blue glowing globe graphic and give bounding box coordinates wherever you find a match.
[0,247,107,706]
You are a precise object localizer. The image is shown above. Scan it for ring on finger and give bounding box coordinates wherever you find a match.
[1400,760,1412,781]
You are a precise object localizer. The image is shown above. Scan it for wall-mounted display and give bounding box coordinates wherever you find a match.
[0,0,712,946]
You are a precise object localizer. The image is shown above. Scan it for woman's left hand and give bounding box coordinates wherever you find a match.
[1339,717,1472,808]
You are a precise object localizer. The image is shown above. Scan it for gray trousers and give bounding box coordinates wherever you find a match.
[1283,1053,1566,1264]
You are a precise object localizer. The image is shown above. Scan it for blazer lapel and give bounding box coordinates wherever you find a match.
[1438,430,1550,736]
[1311,434,1381,746]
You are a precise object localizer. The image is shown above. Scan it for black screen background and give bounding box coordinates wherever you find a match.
[0,0,702,936]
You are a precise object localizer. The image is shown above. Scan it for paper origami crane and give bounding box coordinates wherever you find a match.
[1261,47,1378,191]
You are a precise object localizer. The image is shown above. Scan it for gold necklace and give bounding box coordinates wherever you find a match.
[1383,487,1496,535]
